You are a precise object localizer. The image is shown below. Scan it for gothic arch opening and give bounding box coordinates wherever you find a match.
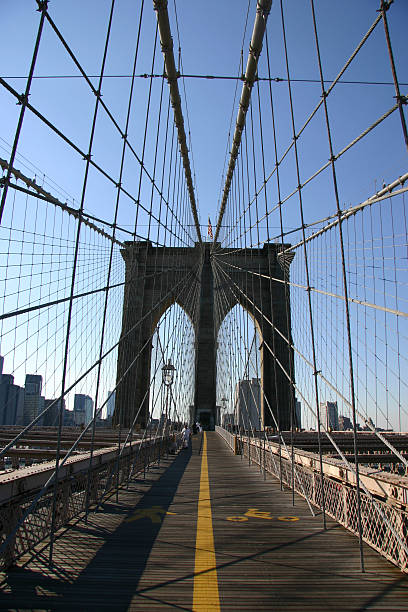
[216,303,262,430]
[149,303,195,427]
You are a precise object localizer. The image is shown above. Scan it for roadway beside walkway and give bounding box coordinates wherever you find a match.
[0,432,407,610]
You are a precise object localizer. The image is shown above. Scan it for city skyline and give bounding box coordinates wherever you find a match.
[0,353,110,427]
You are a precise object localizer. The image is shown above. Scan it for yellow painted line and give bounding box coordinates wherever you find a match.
[193,432,220,611]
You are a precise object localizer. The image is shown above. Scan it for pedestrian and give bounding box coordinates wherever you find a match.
[197,422,202,433]
[168,434,178,454]
[180,424,191,449]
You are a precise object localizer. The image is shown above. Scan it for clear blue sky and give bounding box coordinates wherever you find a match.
[0,1,407,426]
[1,0,407,233]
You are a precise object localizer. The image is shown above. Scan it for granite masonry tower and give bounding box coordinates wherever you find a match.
[114,241,295,431]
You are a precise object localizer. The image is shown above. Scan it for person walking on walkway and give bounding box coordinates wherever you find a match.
[180,424,191,449]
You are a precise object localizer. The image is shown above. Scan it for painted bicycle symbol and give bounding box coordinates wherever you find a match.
[226,508,299,522]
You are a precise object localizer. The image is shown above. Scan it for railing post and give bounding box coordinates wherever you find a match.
[263,436,266,481]
[311,471,315,506]
[258,438,262,474]
[143,441,147,481]
[1,505,18,569]
[398,513,408,571]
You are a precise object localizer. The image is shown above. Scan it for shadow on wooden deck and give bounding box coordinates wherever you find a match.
[0,446,194,611]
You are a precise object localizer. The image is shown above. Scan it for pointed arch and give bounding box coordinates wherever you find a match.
[149,302,196,425]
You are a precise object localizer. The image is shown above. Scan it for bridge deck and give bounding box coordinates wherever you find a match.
[1,432,407,610]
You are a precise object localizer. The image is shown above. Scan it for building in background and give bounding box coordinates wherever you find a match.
[43,398,66,427]
[63,409,75,427]
[106,390,116,420]
[338,415,352,431]
[295,399,302,430]
[0,374,24,425]
[222,412,235,429]
[320,401,339,431]
[74,394,94,426]
[234,378,261,431]
[24,374,45,426]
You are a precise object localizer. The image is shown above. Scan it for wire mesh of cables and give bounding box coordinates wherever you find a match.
[0,0,407,573]
[214,0,407,438]
[213,0,407,573]
[0,0,201,566]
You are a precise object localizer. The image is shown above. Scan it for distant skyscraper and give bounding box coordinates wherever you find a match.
[320,401,339,431]
[63,409,75,427]
[295,399,302,429]
[0,373,24,425]
[24,374,45,425]
[106,390,116,419]
[25,374,42,395]
[43,398,66,427]
[339,415,352,431]
[74,394,94,426]
[234,378,262,431]
[222,412,234,429]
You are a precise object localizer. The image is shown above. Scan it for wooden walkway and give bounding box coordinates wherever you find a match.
[0,432,407,610]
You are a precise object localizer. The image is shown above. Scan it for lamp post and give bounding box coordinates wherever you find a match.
[162,361,176,424]
[221,396,228,429]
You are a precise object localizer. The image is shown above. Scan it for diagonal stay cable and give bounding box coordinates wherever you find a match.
[0,76,193,248]
[213,0,272,244]
[153,0,202,244]
[213,257,408,469]
[0,263,200,459]
[0,266,199,557]
[218,101,405,251]
[212,262,316,515]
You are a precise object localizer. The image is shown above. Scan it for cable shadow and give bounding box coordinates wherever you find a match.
[196,431,204,455]
[357,575,408,610]
[131,528,331,596]
[130,527,408,606]
[0,446,194,611]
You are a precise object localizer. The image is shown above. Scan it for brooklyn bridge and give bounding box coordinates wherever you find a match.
[0,0,407,609]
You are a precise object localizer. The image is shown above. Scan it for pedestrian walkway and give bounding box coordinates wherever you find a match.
[0,432,407,610]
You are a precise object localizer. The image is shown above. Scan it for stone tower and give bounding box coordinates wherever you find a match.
[114,241,295,431]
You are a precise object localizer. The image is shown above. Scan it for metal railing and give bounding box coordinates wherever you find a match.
[0,435,168,569]
[217,428,408,573]
[215,425,237,452]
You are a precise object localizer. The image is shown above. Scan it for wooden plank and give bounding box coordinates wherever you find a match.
[209,433,408,610]
[193,432,220,610]
[0,432,407,610]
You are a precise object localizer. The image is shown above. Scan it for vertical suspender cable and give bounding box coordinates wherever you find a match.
[48,0,115,566]
[0,1,48,223]
[213,0,272,245]
[85,0,146,520]
[279,0,327,528]
[380,0,408,151]
[310,0,364,569]
[153,0,202,244]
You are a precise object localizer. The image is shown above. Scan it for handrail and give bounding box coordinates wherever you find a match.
[216,427,408,573]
